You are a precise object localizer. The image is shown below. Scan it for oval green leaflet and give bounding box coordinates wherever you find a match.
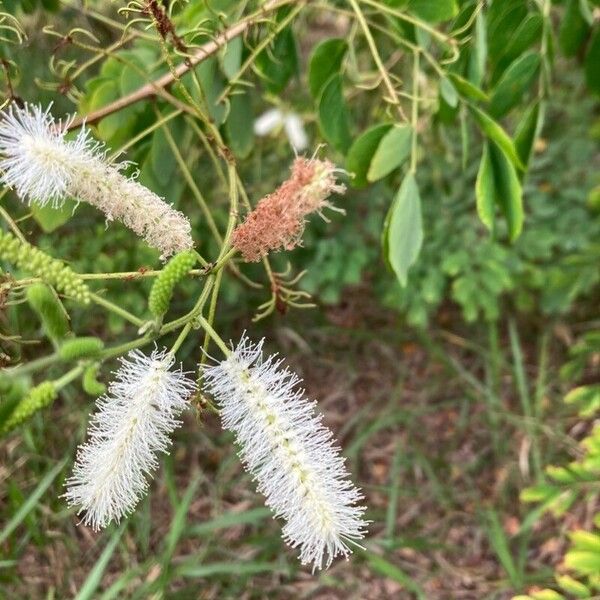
[476,141,523,241]
[382,172,423,287]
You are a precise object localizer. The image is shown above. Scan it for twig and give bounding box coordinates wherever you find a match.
[66,0,293,130]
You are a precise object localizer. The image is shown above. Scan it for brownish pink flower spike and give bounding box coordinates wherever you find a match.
[233,157,346,262]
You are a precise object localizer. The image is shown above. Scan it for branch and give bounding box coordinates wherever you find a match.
[67,0,291,130]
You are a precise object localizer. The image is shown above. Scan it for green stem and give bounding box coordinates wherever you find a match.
[348,0,408,122]
[54,365,85,389]
[197,316,230,357]
[410,49,420,174]
[89,292,145,328]
[157,107,223,245]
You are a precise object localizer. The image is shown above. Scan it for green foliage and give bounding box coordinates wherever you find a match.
[0,230,90,304]
[517,327,600,600]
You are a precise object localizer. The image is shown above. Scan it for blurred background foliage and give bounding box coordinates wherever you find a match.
[0,0,599,598]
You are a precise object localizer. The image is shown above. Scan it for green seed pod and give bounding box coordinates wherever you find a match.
[148,250,197,317]
[82,363,107,396]
[0,230,90,304]
[59,337,104,361]
[26,283,70,341]
[2,381,57,434]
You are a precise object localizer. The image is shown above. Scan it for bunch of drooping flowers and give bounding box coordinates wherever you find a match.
[1,102,366,572]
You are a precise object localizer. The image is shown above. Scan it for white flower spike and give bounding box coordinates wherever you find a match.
[0,103,193,258]
[64,348,196,530]
[202,336,368,571]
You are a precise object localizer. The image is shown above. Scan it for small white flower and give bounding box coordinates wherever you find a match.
[202,336,368,571]
[64,348,196,530]
[254,108,309,152]
[283,113,309,152]
[253,108,284,137]
[0,103,193,259]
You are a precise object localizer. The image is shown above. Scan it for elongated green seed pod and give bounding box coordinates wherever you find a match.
[148,250,197,317]
[2,381,57,434]
[59,337,104,361]
[26,283,70,341]
[82,363,107,396]
[0,230,90,304]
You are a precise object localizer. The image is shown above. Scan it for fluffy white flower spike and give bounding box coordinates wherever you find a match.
[202,336,368,571]
[0,103,193,258]
[64,348,196,530]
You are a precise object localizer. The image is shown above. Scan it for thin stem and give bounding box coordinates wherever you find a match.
[66,0,295,130]
[157,107,223,244]
[54,365,85,390]
[348,0,408,122]
[111,108,183,159]
[0,197,27,243]
[197,316,230,357]
[359,0,457,47]
[89,292,145,328]
[410,50,420,174]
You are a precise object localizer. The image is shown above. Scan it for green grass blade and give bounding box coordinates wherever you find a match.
[186,506,271,537]
[365,552,426,599]
[162,474,202,561]
[0,457,67,545]
[74,524,125,600]
[483,509,521,587]
[175,560,287,578]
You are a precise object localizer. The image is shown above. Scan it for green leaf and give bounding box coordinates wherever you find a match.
[476,143,496,233]
[487,0,528,65]
[308,38,348,99]
[470,105,524,170]
[515,101,544,168]
[318,74,352,153]
[447,73,488,102]
[565,551,600,575]
[569,530,600,553]
[559,0,591,57]
[493,14,543,80]
[224,92,254,159]
[149,129,177,187]
[221,36,242,80]
[255,26,298,94]
[194,58,227,125]
[556,574,590,599]
[490,142,523,241]
[346,123,393,188]
[440,76,458,108]
[383,172,423,287]
[585,28,600,94]
[31,199,77,233]
[468,11,487,86]
[408,0,458,23]
[489,52,540,118]
[367,124,413,182]
[475,142,523,241]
